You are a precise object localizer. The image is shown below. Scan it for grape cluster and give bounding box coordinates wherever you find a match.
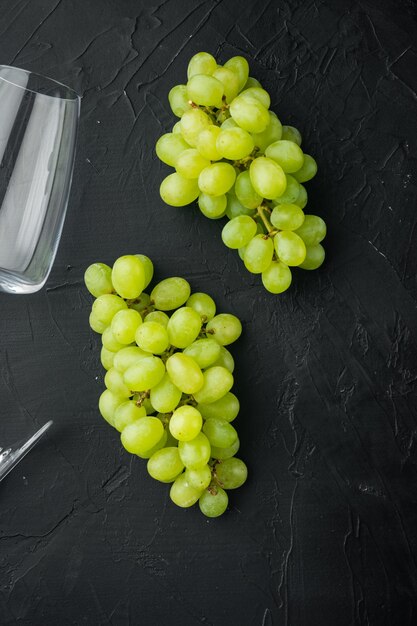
[156,52,327,294]
[85,255,247,518]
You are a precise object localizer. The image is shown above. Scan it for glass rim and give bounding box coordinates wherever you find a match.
[0,64,81,102]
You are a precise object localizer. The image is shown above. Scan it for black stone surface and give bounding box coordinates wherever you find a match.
[1,0,417,624]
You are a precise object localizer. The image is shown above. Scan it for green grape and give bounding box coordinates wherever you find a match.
[135,321,169,354]
[183,338,221,369]
[167,306,202,349]
[114,401,146,432]
[168,84,192,117]
[203,418,237,448]
[249,156,287,199]
[98,389,125,426]
[293,154,317,182]
[261,260,292,294]
[234,171,262,209]
[225,191,255,219]
[178,432,211,469]
[216,127,254,160]
[198,163,236,196]
[185,465,212,490]
[160,172,200,206]
[147,447,184,483]
[299,243,325,270]
[165,352,204,394]
[139,398,153,415]
[170,473,203,508]
[198,193,227,219]
[111,309,142,345]
[121,416,165,457]
[221,117,238,130]
[273,174,300,205]
[169,405,203,441]
[229,95,269,133]
[197,391,239,422]
[186,292,216,321]
[251,111,282,152]
[92,294,127,326]
[172,121,182,134]
[243,76,261,89]
[134,254,154,288]
[270,203,305,231]
[215,457,247,489]
[123,356,165,391]
[193,366,234,404]
[113,346,149,373]
[150,373,182,413]
[211,437,240,460]
[221,215,257,249]
[89,312,107,334]
[100,346,115,370]
[294,184,308,209]
[129,292,151,314]
[212,346,234,373]
[187,74,224,108]
[112,255,145,300]
[240,86,270,109]
[145,429,168,458]
[243,234,274,274]
[224,55,249,90]
[274,231,306,266]
[187,52,217,78]
[206,313,242,345]
[84,263,113,297]
[237,242,248,261]
[151,277,191,310]
[104,368,131,397]
[212,66,239,102]
[144,310,169,327]
[199,485,228,517]
[294,215,326,246]
[155,132,190,166]
[101,327,126,352]
[281,125,302,145]
[265,140,304,173]
[196,126,222,161]
[175,148,211,180]
[180,108,212,147]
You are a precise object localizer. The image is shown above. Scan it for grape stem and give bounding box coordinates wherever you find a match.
[188,100,221,124]
[179,395,197,408]
[257,204,274,233]
[257,204,280,263]
[158,413,171,426]
[234,148,260,170]
[135,390,150,406]
[161,345,176,363]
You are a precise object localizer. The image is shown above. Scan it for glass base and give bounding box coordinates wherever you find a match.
[0,270,48,294]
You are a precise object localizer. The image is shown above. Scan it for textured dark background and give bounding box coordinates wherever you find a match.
[1,0,417,624]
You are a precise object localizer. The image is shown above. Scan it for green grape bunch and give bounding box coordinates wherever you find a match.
[85,255,248,518]
[156,52,327,294]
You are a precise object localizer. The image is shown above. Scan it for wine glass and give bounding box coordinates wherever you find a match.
[0,421,53,483]
[0,65,80,294]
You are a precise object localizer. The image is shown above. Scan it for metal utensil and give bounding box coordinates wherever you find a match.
[0,420,53,482]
